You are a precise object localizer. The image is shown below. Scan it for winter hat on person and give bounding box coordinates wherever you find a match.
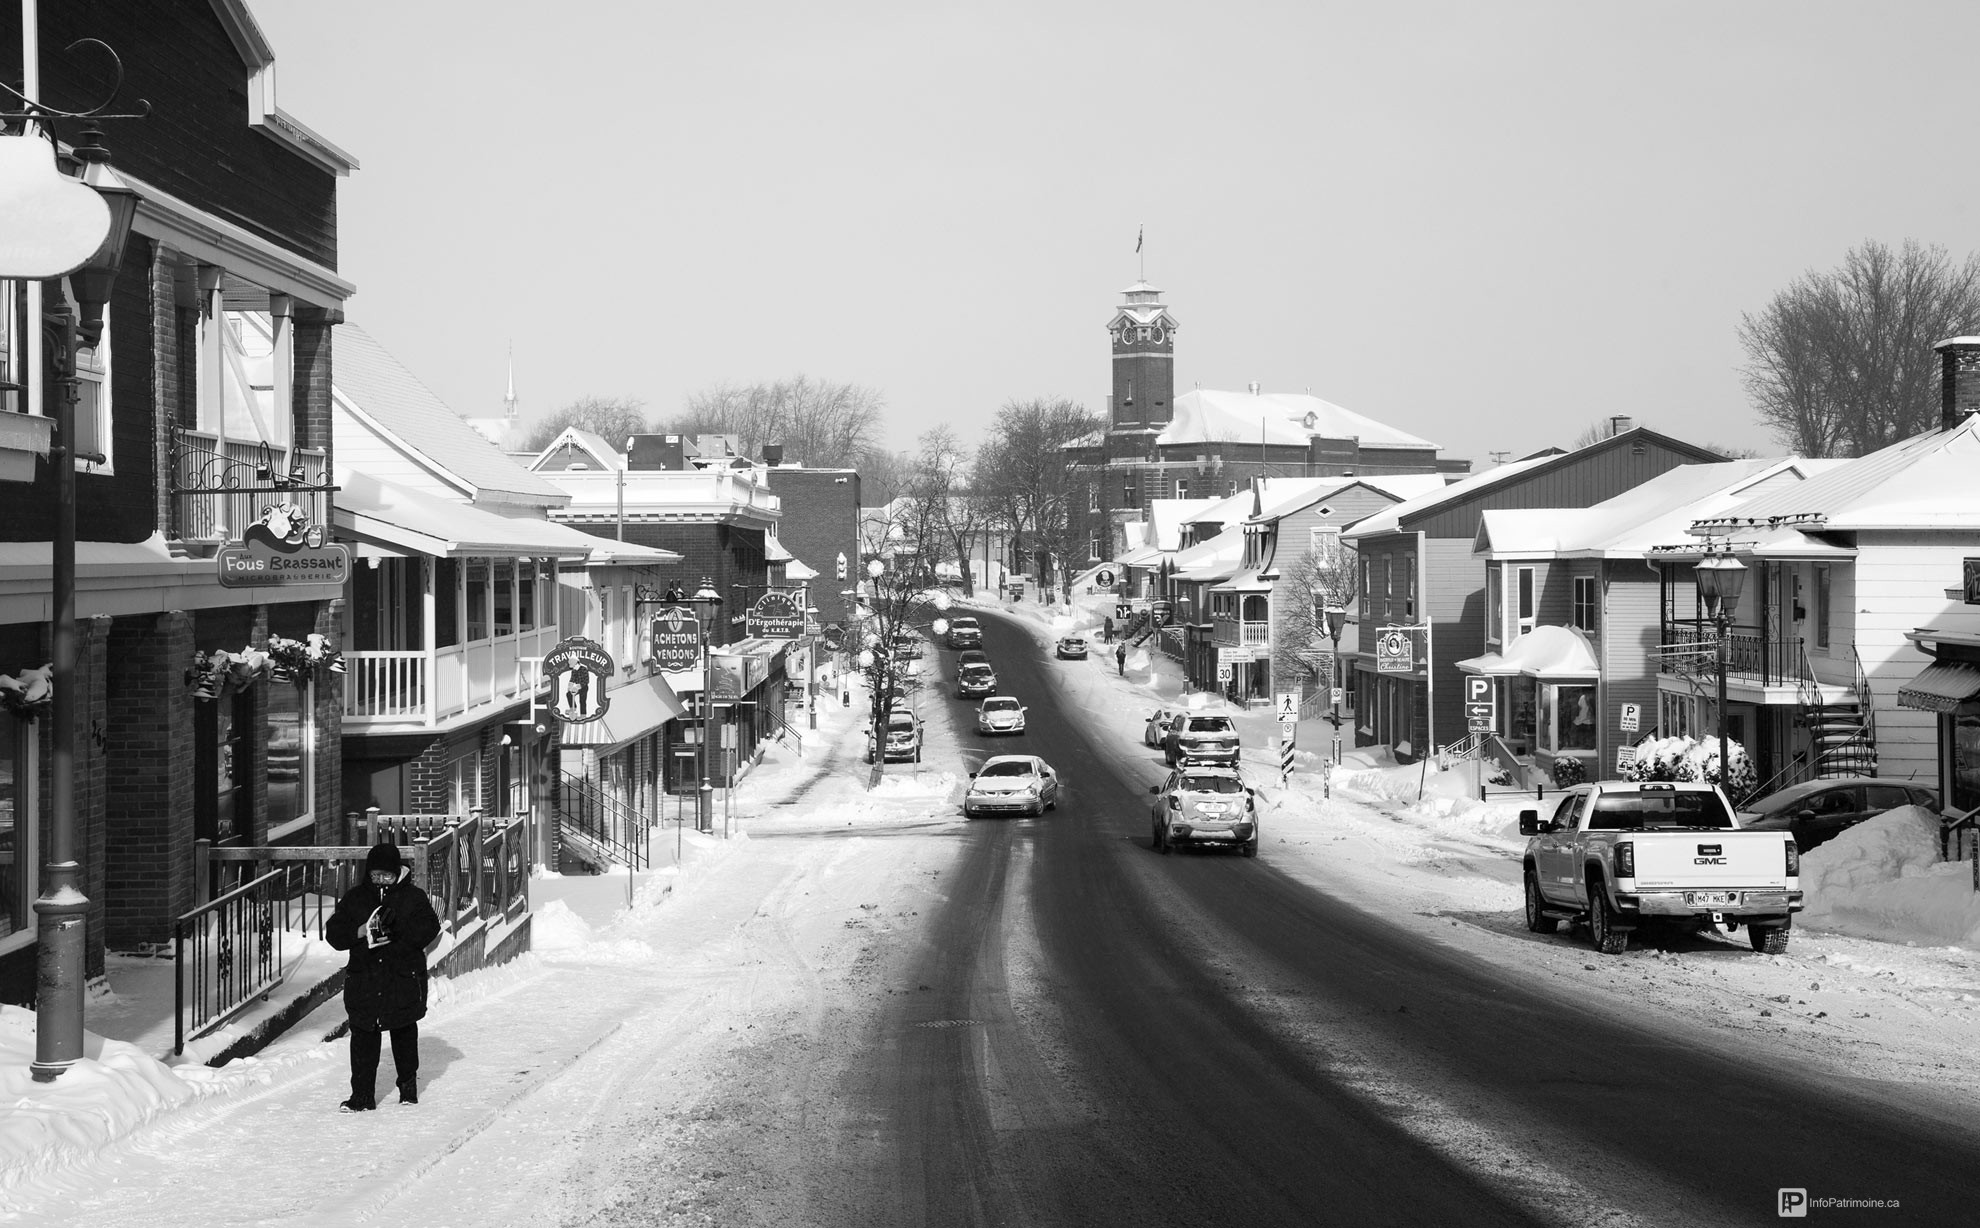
[366,841,402,874]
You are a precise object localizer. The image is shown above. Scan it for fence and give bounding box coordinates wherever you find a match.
[559,772,651,870]
[176,811,529,1053]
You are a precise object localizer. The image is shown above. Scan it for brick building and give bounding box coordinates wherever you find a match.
[1066,279,1467,568]
[2,1,353,998]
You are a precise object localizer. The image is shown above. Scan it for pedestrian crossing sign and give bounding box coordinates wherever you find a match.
[1276,691,1299,720]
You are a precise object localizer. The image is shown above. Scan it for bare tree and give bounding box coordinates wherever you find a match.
[519,396,650,453]
[857,447,916,509]
[903,428,987,596]
[665,376,884,466]
[846,518,955,781]
[974,398,1105,600]
[1738,240,1980,457]
[1272,534,1360,699]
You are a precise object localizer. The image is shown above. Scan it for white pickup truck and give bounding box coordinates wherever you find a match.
[1519,780,1802,955]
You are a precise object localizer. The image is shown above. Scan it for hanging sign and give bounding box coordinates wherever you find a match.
[746,589,805,639]
[1375,629,1414,673]
[217,505,349,588]
[542,636,613,725]
[649,606,702,673]
[1094,567,1118,590]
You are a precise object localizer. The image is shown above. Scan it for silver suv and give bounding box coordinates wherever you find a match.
[1164,714,1239,766]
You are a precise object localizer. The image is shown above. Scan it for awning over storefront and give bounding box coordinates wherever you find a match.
[1457,625,1599,678]
[1897,660,1980,713]
[558,672,686,752]
[785,558,820,580]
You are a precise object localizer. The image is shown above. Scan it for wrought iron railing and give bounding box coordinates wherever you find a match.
[1658,622,1805,687]
[173,865,303,1056]
[560,771,651,870]
[169,428,330,546]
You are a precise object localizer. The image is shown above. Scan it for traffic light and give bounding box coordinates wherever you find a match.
[836,552,848,582]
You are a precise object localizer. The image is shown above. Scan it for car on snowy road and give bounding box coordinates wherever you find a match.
[1143,706,1187,748]
[946,616,983,649]
[956,662,997,698]
[1163,713,1240,766]
[1055,636,1088,660]
[975,695,1027,735]
[964,755,1060,817]
[865,710,923,764]
[1150,764,1258,856]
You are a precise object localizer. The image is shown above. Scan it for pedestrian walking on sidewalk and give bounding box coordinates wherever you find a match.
[1116,642,1127,676]
[1103,616,1114,643]
[327,841,441,1111]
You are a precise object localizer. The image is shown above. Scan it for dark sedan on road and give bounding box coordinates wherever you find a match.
[1055,636,1088,660]
[1737,777,1939,852]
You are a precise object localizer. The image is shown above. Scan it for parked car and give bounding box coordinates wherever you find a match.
[1055,636,1088,660]
[956,662,997,698]
[1149,764,1258,856]
[964,755,1060,817]
[1164,713,1240,766]
[1521,780,1802,954]
[890,632,924,660]
[975,695,1027,735]
[1143,706,1187,748]
[1736,778,1939,853]
[864,710,923,764]
[946,617,983,649]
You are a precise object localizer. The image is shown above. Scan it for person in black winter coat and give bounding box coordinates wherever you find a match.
[327,841,442,1111]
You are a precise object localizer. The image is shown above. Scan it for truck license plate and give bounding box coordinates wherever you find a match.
[1685,890,1737,907]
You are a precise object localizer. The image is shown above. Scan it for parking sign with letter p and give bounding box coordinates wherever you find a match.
[1778,1189,1807,1217]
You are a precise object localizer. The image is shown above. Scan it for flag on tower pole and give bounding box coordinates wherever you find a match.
[1135,225,1143,254]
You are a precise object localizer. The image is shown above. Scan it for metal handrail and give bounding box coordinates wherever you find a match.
[174,866,295,1056]
[559,770,650,870]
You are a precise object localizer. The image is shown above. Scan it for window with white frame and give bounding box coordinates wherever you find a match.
[517,562,537,632]
[1572,575,1598,633]
[1815,564,1832,649]
[1175,477,1189,499]
[1088,532,1101,561]
[0,280,17,414]
[1122,477,1134,505]
[621,583,635,668]
[265,679,314,836]
[1488,567,1504,645]
[1403,553,1416,618]
[599,586,614,647]
[1089,485,1099,514]
[446,751,480,815]
[1383,556,1394,617]
[1361,554,1372,617]
[1516,566,1536,635]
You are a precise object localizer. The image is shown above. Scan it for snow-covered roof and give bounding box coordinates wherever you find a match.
[1476,459,1839,558]
[1690,416,1980,532]
[1171,531,1243,583]
[1146,499,1219,550]
[530,428,627,472]
[1343,455,1553,539]
[332,324,570,505]
[1456,625,1599,678]
[1158,389,1440,452]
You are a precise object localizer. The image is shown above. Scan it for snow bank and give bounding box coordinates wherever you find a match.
[1799,806,1980,949]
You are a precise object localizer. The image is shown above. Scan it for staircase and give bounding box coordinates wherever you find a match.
[1798,647,1878,779]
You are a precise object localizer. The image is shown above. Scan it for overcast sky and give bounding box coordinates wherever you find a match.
[252,1,1979,466]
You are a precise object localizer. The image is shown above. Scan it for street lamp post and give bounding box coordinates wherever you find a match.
[28,130,141,1083]
[1695,548,1749,797]
[689,578,722,834]
[1324,605,1348,767]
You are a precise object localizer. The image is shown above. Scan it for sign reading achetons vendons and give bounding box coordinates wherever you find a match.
[649,606,702,673]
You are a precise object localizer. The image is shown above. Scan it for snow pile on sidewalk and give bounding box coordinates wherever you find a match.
[1798,807,1980,948]
[1334,754,1529,844]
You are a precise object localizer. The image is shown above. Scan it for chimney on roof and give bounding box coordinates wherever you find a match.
[1935,337,1980,431]
[1247,381,1261,395]
[763,442,785,466]
[1608,415,1633,438]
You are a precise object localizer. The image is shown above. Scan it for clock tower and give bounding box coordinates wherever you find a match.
[1108,281,1177,430]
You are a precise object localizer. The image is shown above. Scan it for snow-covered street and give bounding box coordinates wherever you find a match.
[4,593,1980,1223]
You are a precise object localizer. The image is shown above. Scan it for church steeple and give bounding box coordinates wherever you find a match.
[1108,281,1177,430]
[504,344,519,426]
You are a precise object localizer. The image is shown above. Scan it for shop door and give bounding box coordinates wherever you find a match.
[195,692,249,848]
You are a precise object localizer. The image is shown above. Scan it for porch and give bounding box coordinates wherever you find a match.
[342,636,556,727]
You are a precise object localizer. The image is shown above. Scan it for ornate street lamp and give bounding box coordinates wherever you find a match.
[1694,548,1749,795]
[1324,605,1349,767]
[688,578,722,834]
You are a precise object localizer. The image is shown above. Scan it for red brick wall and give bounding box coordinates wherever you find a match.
[103,611,197,950]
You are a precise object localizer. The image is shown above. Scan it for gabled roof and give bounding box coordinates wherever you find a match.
[1172,531,1244,583]
[1475,459,1835,558]
[333,324,570,506]
[1343,427,1725,540]
[1690,416,1980,532]
[334,470,674,561]
[1145,499,1219,550]
[1160,389,1440,452]
[530,428,627,472]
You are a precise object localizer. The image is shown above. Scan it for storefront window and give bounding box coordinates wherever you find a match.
[1547,683,1598,752]
[1952,712,1980,814]
[517,562,537,632]
[447,752,480,815]
[1509,675,1538,754]
[265,679,313,834]
[0,715,31,941]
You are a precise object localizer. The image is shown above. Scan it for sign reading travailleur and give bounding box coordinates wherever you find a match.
[217,505,350,588]
[541,636,614,725]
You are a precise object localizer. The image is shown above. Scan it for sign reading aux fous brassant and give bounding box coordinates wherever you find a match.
[745,589,805,639]
[218,505,350,588]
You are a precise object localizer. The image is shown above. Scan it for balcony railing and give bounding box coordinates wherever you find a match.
[1659,622,1805,688]
[1214,617,1272,646]
[342,630,558,727]
[171,429,331,546]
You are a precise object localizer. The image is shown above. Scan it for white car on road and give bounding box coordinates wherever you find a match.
[1150,764,1259,856]
[975,695,1027,736]
[964,755,1060,818]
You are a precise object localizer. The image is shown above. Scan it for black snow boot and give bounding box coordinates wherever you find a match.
[339,1096,375,1113]
[397,1078,418,1105]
